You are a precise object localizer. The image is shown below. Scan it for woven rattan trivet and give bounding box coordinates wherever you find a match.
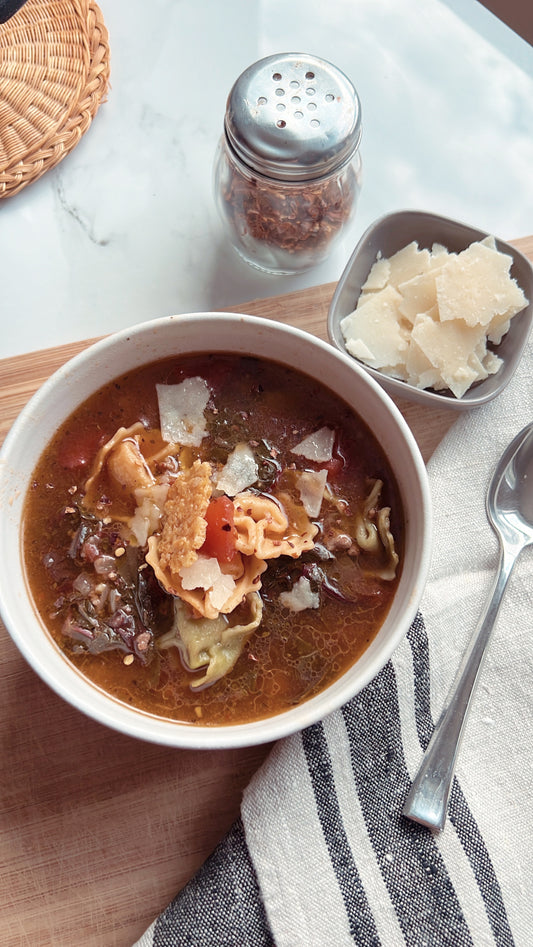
[0,0,110,198]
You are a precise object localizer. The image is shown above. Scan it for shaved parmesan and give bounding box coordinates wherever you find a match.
[341,238,528,398]
[157,377,210,446]
[398,269,444,324]
[279,576,319,612]
[346,337,375,361]
[411,315,485,399]
[179,556,236,611]
[342,285,408,369]
[130,483,169,546]
[362,255,390,290]
[296,469,328,518]
[291,426,335,462]
[386,241,431,287]
[216,443,258,496]
[436,241,526,327]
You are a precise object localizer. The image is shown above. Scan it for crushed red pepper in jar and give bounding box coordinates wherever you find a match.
[219,150,359,262]
[213,53,363,275]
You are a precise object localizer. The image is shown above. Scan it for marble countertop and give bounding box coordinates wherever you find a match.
[1,0,532,361]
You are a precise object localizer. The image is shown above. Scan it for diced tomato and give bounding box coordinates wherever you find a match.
[201,495,239,564]
[56,430,105,470]
[323,456,344,478]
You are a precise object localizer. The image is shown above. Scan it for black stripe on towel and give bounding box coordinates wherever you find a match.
[342,660,475,946]
[407,613,515,947]
[153,817,274,947]
[406,612,435,749]
[302,722,382,946]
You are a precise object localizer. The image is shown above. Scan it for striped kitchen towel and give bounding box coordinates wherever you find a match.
[135,335,533,947]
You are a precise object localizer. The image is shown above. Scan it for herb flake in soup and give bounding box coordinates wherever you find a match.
[23,355,404,725]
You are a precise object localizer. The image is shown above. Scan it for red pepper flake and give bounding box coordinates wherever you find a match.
[221,161,357,255]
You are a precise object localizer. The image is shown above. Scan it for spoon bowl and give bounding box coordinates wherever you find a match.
[403,421,533,831]
[488,424,533,545]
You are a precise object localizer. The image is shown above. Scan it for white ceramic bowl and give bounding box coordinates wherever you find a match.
[0,313,432,748]
[328,210,533,409]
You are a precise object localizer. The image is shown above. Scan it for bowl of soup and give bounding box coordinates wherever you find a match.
[0,313,431,748]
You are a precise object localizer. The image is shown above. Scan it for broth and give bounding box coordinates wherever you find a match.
[23,354,403,726]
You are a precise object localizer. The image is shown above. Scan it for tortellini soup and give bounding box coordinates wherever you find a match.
[23,354,404,725]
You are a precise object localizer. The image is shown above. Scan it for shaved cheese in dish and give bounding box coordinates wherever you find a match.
[436,240,526,328]
[341,285,408,372]
[341,237,528,398]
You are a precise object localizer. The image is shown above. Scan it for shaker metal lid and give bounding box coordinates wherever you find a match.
[224,52,362,181]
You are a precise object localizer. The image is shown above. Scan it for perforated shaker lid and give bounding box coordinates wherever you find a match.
[224,52,362,182]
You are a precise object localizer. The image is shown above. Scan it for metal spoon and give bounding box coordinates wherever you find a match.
[403,420,533,832]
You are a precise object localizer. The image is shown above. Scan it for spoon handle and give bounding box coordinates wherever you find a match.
[403,542,518,832]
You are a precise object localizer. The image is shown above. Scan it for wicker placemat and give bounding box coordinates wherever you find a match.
[0,0,110,198]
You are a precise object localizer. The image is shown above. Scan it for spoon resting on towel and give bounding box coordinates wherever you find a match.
[403,421,533,832]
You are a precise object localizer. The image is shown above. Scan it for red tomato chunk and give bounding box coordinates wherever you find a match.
[201,495,239,564]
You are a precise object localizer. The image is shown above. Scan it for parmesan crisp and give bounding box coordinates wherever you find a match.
[157,460,212,574]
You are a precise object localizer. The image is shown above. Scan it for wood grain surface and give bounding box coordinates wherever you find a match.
[1,235,531,946]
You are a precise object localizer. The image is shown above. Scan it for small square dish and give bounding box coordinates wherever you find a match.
[328,210,533,409]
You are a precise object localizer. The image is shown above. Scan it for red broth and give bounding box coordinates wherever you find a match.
[23,354,404,725]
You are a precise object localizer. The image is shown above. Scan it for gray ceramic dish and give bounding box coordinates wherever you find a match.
[328,210,533,409]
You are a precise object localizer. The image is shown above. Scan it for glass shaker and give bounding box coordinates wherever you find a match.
[213,52,362,276]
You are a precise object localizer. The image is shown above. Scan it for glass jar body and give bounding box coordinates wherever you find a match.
[213,136,362,276]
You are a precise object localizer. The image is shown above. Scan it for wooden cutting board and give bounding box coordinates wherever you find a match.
[1,236,532,947]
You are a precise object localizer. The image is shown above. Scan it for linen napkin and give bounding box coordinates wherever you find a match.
[135,334,533,947]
